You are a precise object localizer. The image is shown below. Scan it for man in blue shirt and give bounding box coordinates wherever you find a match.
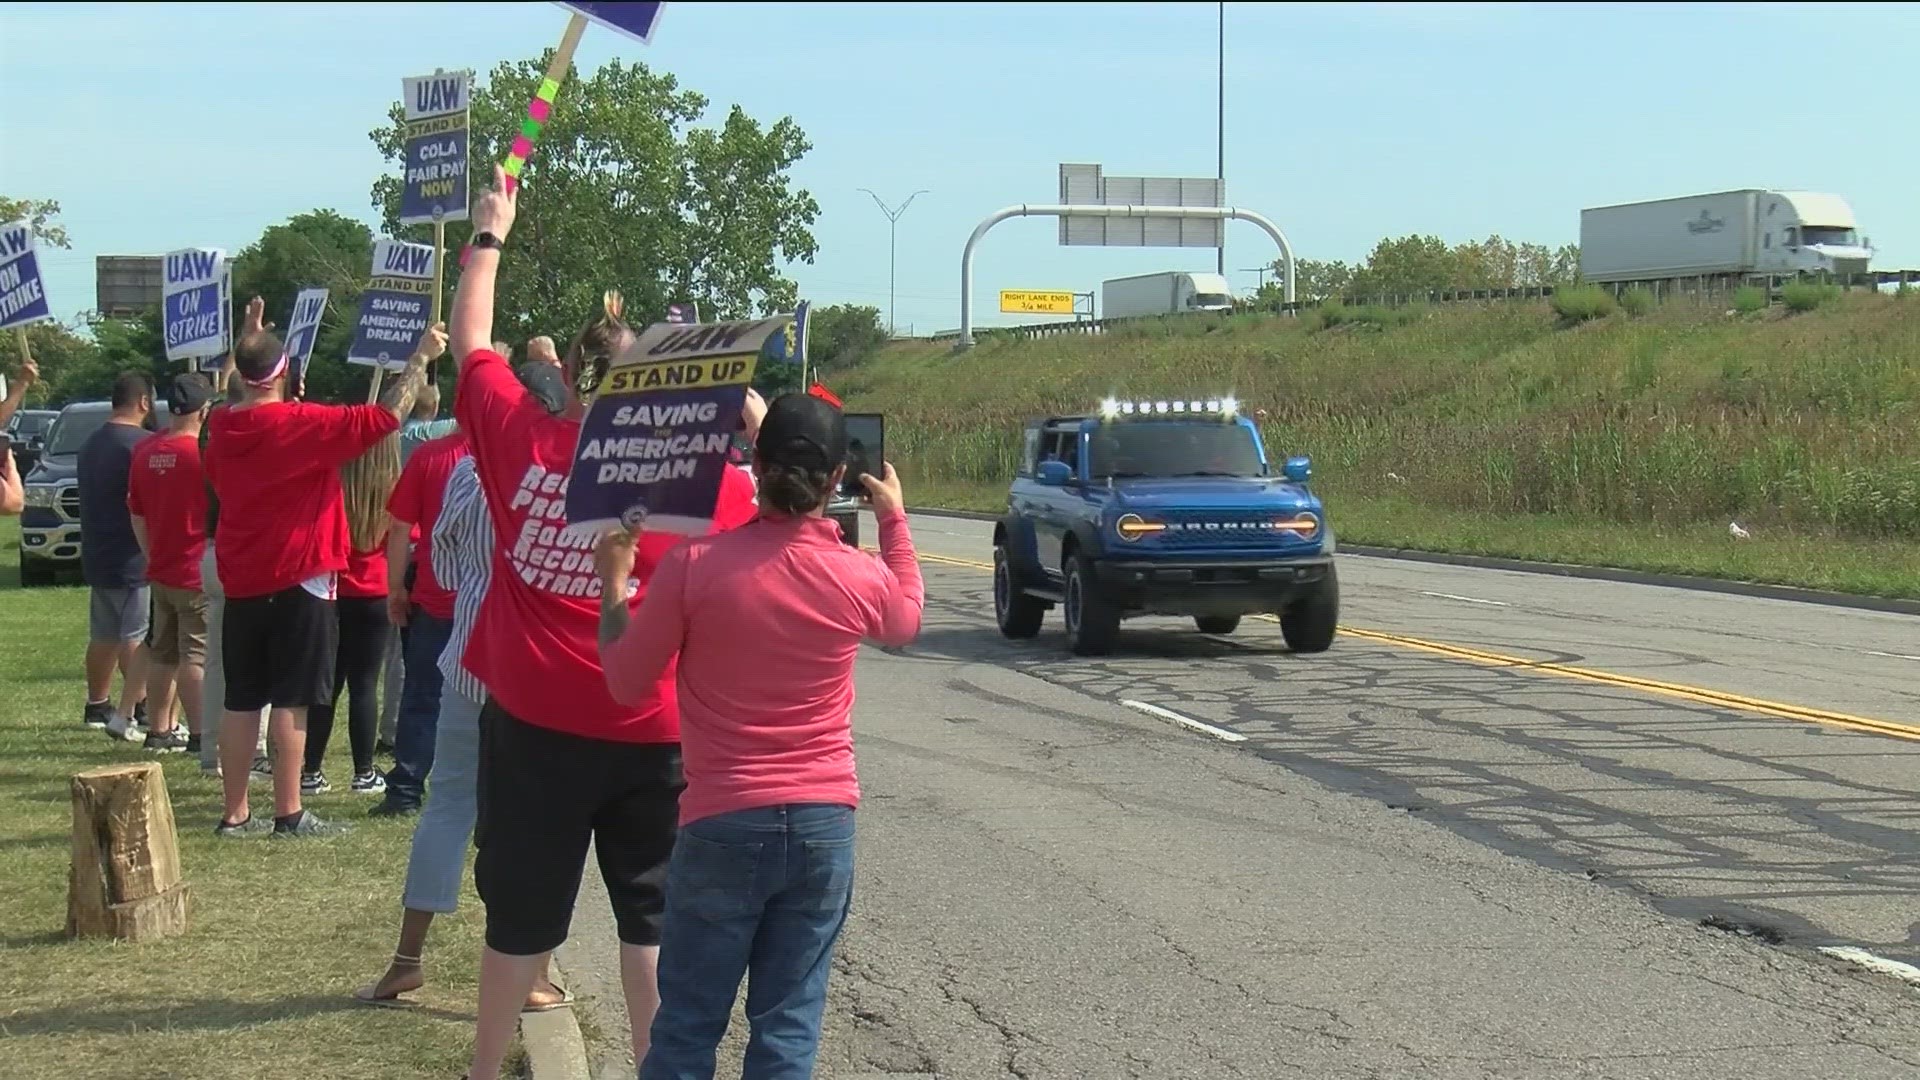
[78,371,155,736]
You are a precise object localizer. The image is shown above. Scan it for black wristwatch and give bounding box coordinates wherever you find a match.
[471,231,504,251]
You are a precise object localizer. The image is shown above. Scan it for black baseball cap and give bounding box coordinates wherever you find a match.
[167,372,214,415]
[756,391,845,471]
[516,361,567,415]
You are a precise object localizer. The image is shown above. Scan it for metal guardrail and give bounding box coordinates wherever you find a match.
[929,269,1920,344]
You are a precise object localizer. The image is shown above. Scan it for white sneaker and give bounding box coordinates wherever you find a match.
[104,712,145,743]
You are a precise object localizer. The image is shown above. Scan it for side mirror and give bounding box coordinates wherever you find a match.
[1036,459,1074,487]
[1282,455,1312,483]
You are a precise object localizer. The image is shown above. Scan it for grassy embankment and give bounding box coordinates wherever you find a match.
[0,519,506,1079]
[839,292,1920,598]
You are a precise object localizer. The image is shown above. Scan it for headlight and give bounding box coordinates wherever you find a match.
[1114,513,1166,541]
[25,485,57,509]
[1272,513,1320,540]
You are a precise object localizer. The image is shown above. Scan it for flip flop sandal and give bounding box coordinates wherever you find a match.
[522,984,575,1013]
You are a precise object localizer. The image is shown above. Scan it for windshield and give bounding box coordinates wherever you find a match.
[9,413,55,438]
[1088,421,1262,480]
[1800,226,1859,247]
[1190,292,1232,308]
[47,410,110,456]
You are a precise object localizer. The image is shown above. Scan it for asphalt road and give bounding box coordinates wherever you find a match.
[560,510,1920,1079]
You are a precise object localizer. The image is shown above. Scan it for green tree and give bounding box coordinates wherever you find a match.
[0,320,98,405]
[806,304,888,370]
[1269,233,1582,302]
[0,195,71,249]
[230,210,378,403]
[367,54,819,348]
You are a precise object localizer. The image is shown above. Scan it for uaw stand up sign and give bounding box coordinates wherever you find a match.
[565,315,789,536]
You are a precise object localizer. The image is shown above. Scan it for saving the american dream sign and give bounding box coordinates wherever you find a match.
[565,316,788,535]
[348,240,436,369]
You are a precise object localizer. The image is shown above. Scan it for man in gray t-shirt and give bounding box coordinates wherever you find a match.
[77,371,155,735]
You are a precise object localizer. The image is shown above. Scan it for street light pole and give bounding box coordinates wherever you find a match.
[1216,0,1226,277]
[859,188,929,336]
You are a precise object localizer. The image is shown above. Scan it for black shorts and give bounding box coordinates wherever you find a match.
[221,585,338,712]
[474,702,684,955]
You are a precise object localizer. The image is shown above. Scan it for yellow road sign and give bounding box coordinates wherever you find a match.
[999,289,1076,315]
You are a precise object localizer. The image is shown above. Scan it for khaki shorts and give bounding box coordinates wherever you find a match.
[150,583,209,668]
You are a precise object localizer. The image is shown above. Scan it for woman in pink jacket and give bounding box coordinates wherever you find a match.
[596,391,924,1079]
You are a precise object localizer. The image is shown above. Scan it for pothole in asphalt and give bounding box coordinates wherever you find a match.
[1699,914,1787,944]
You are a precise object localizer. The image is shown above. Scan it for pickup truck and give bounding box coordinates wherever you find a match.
[992,397,1338,656]
[19,399,165,587]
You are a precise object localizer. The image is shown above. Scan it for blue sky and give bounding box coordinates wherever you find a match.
[4,1,1918,336]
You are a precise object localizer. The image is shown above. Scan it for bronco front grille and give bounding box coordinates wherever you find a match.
[1148,509,1319,549]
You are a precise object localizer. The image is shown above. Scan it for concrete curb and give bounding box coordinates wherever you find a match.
[904,505,1920,617]
[520,957,593,1080]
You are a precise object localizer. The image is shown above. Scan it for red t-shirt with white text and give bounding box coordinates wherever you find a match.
[125,432,208,591]
[386,432,470,621]
[454,348,758,743]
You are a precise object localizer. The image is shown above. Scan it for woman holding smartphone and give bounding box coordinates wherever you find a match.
[596,391,925,1079]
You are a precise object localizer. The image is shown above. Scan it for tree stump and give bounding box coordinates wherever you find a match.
[67,762,190,942]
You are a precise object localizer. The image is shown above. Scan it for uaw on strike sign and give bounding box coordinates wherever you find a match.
[565,317,788,535]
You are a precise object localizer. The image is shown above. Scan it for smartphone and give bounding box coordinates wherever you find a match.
[840,413,884,499]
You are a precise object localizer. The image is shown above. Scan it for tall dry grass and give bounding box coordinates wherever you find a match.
[841,294,1920,539]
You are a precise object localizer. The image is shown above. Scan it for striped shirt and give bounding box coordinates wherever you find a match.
[430,453,491,705]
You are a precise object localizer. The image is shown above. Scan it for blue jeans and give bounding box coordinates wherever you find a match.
[640,804,856,1080]
[383,609,452,808]
[400,687,482,912]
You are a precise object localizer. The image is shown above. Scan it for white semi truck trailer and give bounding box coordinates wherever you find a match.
[1100,271,1234,318]
[1579,189,1872,283]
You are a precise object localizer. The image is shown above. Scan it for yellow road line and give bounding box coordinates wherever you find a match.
[896,548,1920,744]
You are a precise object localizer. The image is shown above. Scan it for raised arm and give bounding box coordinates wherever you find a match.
[0,355,37,431]
[379,323,448,424]
[452,165,519,371]
[595,527,689,705]
[859,463,925,647]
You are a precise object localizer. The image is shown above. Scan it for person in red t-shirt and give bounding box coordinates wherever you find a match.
[202,296,445,840]
[374,429,471,815]
[126,372,214,755]
[302,437,402,797]
[450,167,762,1080]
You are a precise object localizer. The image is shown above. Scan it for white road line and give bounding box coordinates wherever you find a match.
[1419,591,1509,607]
[1863,650,1920,662]
[1818,946,1920,989]
[1120,699,1248,743]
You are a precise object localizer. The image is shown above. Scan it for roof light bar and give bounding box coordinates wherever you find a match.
[1092,397,1243,419]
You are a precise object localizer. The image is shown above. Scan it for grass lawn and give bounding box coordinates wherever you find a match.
[0,518,502,1079]
[909,479,1920,600]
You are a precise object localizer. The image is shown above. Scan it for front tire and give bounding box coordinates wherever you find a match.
[1280,565,1340,653]
[1194,615,1240,635]
[1063,554,1121,657]
[993,544,1046,639]
[18,553,55,588]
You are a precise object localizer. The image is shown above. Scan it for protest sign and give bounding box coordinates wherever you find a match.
[554,2,665,44]
[0,220,53,332]
[566,316,788,535]
[400,71,471,226]
[284,287,329,389]
[162,248,228,362]
[348,240,435,370]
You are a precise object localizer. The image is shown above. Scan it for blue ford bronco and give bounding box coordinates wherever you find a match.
[992,397,1339,656]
